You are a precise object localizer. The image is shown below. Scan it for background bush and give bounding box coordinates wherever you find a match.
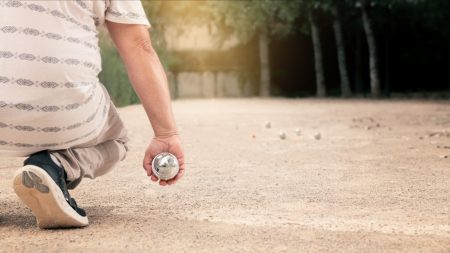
[98,30,139,107]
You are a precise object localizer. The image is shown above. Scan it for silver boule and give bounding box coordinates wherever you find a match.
[279,131,287,140]
[265,121,271,128]
[151,152,179,180]
[295,128,301,136]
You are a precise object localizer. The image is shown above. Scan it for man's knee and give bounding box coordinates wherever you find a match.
[116,130,129,162]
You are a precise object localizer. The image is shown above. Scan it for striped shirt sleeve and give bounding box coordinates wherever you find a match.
[105,0,151,28]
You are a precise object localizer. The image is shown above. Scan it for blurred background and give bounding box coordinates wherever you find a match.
[98,0,450,106]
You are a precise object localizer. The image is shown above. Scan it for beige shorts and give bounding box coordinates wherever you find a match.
[50,96,129,189]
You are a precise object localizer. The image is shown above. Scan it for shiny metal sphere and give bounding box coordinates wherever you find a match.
[151,152,179,180]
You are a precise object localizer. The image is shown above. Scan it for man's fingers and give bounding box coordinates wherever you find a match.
[143,152,153,167]
[169,156,185,183]
[175,168,185,181]
[167,166,185,185]
[143,152,154,176]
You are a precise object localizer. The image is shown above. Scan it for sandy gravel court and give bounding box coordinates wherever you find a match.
[1,99,449,252]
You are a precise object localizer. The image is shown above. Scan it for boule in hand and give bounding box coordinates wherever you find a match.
[151,152,179,180]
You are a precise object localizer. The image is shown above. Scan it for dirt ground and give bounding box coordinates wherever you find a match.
[0,99,449,252]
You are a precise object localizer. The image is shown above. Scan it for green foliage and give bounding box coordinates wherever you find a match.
[98,31,140,107]
[205,0,301,42]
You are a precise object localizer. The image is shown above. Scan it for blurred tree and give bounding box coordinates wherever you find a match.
[296,0,327,97]
[205,0,301,97]
[302,0,425,98]
[359,0,381,97]
[306,2,327,97]
[302,0,352,97]
[357,0,424,97]
[329,1,352,97]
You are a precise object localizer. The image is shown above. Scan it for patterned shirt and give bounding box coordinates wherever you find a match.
[0,0,150,156]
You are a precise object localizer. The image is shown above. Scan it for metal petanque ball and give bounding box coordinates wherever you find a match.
[314,132,322,140]
[152,152,179,180]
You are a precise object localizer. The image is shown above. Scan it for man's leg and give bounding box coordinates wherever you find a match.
[50,101,129,189]
[13,100,129,228]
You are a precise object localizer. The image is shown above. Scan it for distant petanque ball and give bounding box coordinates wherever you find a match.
[295,128,301,136]
[265,121,271,128]
[279,131,287,140]
[314,133,321,140]
[152,152,179,180]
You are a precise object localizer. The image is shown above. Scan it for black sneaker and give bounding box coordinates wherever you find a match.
[13,150,88,229]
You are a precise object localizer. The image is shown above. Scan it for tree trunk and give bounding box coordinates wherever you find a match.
[361,2,381,98]
[384,9,391,97]
[309,9,326,97]
[331,4,351,98]
[354,30,364,94]
[384,31,390,97]
[258,28,271,97]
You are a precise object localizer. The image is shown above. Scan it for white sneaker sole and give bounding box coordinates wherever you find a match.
[13,165,89,229]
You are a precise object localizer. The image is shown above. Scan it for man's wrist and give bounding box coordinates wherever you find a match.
[154,129,178,139]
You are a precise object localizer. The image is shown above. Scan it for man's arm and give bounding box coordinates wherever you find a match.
[105,21,185,186]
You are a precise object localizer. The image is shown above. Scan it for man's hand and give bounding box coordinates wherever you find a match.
[143,135,185,186]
